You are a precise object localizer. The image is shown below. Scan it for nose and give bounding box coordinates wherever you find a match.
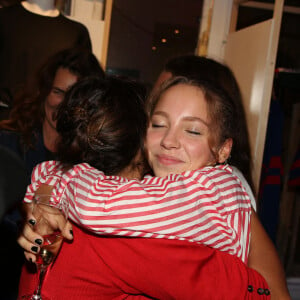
[160,129,180,149]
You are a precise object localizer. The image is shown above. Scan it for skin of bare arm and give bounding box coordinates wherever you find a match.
[249,209,291,300]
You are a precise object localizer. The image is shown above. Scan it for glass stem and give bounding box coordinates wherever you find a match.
[32,266,48,300]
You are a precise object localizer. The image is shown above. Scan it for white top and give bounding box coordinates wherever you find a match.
[232,166,257,211]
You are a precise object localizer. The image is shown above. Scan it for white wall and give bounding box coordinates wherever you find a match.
[67,0,106,64]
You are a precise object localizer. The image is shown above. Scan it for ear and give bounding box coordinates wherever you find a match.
[217,138,233,164]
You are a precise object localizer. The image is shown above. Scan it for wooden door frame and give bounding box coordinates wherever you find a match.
[197,0,284,194]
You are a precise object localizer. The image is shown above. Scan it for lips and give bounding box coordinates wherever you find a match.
[156,154,183,166]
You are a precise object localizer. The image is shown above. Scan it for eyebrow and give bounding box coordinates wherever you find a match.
[52,86,66,93]
[152,111,210,127]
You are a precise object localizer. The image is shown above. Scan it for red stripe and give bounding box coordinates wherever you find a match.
[269,156,283,169]
[288,178,300,186]
[290,159,300,170]
[262,175,281,185]
[27,161,251,262]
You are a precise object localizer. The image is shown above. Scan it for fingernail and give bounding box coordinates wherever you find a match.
[69,230,73,236]
[31,246,38,253]
[35,239,42,245]
[28,219,36,226]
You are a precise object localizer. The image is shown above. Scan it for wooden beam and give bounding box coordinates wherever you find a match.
[240,1,300,15]
[100,0,113,70]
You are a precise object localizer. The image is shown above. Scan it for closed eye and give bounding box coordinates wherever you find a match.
[186,130,201,135]
[152,123,165,128]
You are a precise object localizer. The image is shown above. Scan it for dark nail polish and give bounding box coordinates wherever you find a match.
[31,246,38,253]
[69,230,73,236]
[35,239,42,245]
[28,219,36,226]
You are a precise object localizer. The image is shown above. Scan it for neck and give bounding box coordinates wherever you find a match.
[42,120,58,153]
[118,165,143,180]
[21,0,59,17]
[117,152,145,180]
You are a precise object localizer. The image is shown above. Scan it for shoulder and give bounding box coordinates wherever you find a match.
[206,164,245,188]
[182,165,236,185]
[52,15,91,49]
[57,15,89,33]
[140,166,234,191]
[0,4,28,21]
[231,166,251,188]
[183,165,249,198]
[141,166,235,186]
[71,163,105,179]
[0,129,20,140]
[32,160,61,175]
[231,166,257,211]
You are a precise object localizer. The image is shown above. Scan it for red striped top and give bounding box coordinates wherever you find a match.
[24,161,251,263]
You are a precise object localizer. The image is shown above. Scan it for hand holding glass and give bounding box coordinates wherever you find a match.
[22,194,69,300]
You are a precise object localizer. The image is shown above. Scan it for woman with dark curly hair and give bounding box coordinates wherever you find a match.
[0,48,104,178]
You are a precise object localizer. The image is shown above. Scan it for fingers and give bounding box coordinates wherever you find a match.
[17,220,43,256]
[61,220,73,240]
[17,233,39,263]
[24,251,37,263]
[18,197,73,266]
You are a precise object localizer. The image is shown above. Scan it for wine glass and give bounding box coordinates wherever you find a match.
[22,193,69,300]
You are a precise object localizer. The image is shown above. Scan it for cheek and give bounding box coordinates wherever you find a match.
[187,142,212,167]
[145,129,159,151]
[47,93,63,107]
[45,102,55,116]
[44,101,57,123]
[145,138,153,163]
[145,131,159,165]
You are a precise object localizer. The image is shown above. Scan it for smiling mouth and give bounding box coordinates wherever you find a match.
[157,155,183,166]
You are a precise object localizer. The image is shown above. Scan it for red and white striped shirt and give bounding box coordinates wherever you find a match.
[25,161,251,263]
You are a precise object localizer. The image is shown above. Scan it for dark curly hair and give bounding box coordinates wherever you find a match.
[55,76,148,175]
[0,48,105,149]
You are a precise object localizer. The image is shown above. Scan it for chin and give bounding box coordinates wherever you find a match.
[152,169,168,178]
[154,168,181,178]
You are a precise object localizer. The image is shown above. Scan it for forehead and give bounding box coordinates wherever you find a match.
[53,67,78,88]
[157,83,207,108]
[154,83,210,121]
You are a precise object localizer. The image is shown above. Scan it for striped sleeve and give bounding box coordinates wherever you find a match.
[58,163,251,262]
[23,160,69,203]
